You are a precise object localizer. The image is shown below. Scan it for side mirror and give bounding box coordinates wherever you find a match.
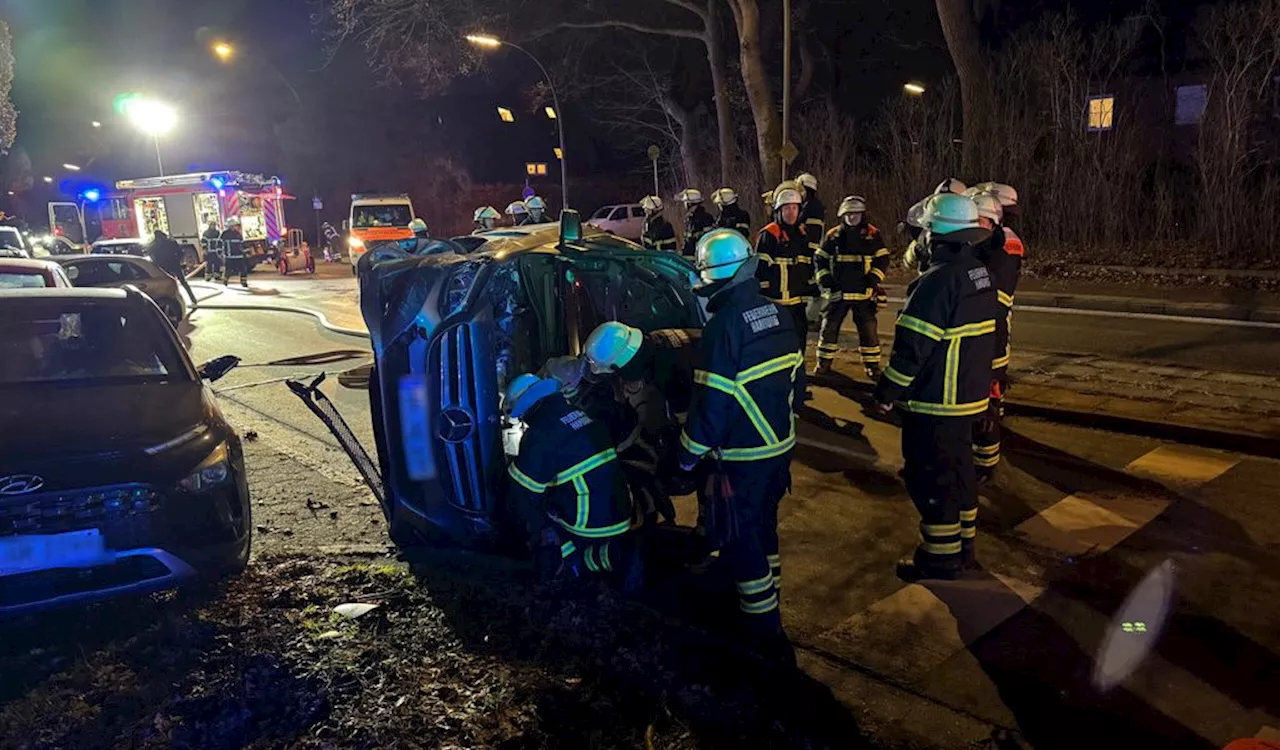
[559,209,582,248]
[198,354,241,382]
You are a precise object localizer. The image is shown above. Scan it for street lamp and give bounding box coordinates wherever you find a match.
[211,40,301,107]
[904,82,926,96]
[62,163,81,171]
[91,120,102,128]
[466,33,569,211]
[124,98,177,176]
[42,176,53,183]
[213,41,234,61]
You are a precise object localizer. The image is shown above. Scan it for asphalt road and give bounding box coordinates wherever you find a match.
[182,306,1280,749]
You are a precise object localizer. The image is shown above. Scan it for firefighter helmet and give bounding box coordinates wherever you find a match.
[525,196,547,211]
[934,178,968,196]
[905,198,928,229]
[711,188,738,207]
[409,218,428,234]
[922,193,989,243]
[773,185,803,210]
[583,321,644,375]
[975,182,1019,208]
[761,190,775,207]
[227,217,241,226]
[639,195,664,213]
[796,173,818,191]
[971,192,1004,223]
[837,195,868,217]
[504,373,559,419]
[677,188,703,205]
[695,228,752,285]
[505,201,528,216]
[474,205,500,222]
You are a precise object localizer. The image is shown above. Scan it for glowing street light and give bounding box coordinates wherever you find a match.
[213,41,235,61]
[42,176,53,183]
[467,32,569,210]
[91,120,102,128]
[124,98,178,176]
[63,163,81,171]
[497,106,515,123]
[904,82,926,96]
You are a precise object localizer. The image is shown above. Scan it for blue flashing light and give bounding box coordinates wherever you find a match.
[210,176,225,190]
[82,189,101,203]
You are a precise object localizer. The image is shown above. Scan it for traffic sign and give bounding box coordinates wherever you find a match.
[647,145,661,162]
[312,197,323,210]
[779,141,799,163]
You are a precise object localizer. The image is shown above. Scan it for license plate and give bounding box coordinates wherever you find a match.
[0,529,108,576]
[398,374,432,480]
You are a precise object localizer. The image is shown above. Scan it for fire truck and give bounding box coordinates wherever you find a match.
[86,171,291,270]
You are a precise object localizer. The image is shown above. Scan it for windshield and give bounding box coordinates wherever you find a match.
[0,228,24,249]
[0,300,187,386]
[353,204,413,228]
[591,207,614,220]
[0,271,50,289]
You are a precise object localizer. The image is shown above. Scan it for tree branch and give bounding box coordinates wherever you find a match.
[527,19,705,42]
[662,0,710,26]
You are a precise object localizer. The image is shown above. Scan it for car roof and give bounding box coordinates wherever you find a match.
[0,257,60,271]
[93,238,145,244]
[469,225,647,260]
[0,287,129,300]
[62,254,152,263]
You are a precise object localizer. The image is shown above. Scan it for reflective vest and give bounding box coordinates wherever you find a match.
[754,222,813,306]
[815,222,890,300]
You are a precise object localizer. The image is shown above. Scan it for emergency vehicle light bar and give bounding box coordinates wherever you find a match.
[116,171,282,191]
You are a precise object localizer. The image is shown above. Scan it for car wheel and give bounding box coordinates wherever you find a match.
[157,297,183,325]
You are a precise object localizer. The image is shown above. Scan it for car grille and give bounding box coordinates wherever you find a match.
[435,324,485,513]
[0,484,161,536]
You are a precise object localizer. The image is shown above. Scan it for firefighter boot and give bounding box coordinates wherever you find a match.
[895,548,960,582]
[812,358,834,377]
[960,539,981,571]
[864,363,882,380]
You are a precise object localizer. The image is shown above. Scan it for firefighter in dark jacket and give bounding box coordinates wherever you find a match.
[677,189,715,258]
[872,193,998,580]
[582,322,702,525]
[220,217,248,288]
[795,173,826,242]
[202,222,223,281]
[711,188,752,238]
[755,184,813,352]
[967,187,1023,480]
[505,374,639,589]
[677,228,805,661]
[639,195,677,252]
[814,196,890,378]
[147,230,197,312]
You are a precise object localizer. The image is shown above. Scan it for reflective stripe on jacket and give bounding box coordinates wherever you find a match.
[873,243,999,417]
[716,203,752,238]
[754,222,813,306]
[815,222,889,300]
[683,206,716,257]
[642,215,677,252]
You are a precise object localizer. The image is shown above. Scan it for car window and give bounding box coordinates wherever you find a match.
[0,228,25,250]
[609,207,629,221]
[0,271,50,289]
[123,260,155,279]
[630,206,645,218]
[564,256,700,348]
[591,207,614,220]
[353,204,412,227]
[0,300,186,386]
[64,261,102,286]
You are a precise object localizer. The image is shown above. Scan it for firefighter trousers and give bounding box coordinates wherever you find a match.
[223,256,248,286]
[816,298,880,367]
[901,413,979,569]
[204,253,223,281]
[972,366,1008,480]
[559,531,644,595]
[719,456,789,637]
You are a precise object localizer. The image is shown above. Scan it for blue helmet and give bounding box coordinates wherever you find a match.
[503,374,559,418]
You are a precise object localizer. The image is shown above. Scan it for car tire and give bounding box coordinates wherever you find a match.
[157,297,183,326]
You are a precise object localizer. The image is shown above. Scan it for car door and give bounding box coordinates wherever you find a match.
[624,205,646,240]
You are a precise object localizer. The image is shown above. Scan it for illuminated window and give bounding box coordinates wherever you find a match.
[497,107,515,123]
[545,106,557,119]
[553,147,563,160]
[1175,84,1207,125]
[526,162,548,176]
[536,163,547,176]
[1087,94,1115,132]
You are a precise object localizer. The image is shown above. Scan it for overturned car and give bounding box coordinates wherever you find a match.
[303,215,705,551]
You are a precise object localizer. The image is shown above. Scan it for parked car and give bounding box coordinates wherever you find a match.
[0,226,29,257]
[0,287,249,615]
[586,203,645,240]
[30,235,87,258]
[295,214,704,551]
[58,255,186,326]
[0,258,73,288]
[91,238,149,257]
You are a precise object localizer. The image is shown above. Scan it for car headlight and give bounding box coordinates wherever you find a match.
[178,442,231,492]
[348,236,365,248]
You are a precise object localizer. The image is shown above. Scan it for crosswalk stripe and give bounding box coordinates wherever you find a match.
[1014,492,1167,556]
[1123,445,1238,488]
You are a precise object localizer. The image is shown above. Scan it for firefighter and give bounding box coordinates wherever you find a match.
[968,189,1023,481]
[148,230,197,312]
[639,195,676,252]
[936,177,968,195]
[677,188,715,258]
[474,206,500,233]
[526,195,549,223]
[677,228,804,662]
[872,193,998,580]
[711,188,751,238]
[583,322,701,523]
[504,373,640,590]
[409,218,430,239]
[506,201,532,226]
[201,222,223,281]
[220,217,248,288]
[755,184,813,352]
[795,173,826,241]
[813,196,889,378]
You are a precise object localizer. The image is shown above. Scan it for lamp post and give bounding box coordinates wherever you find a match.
[124,99,177,176]
[211,41,302,107]
[466,33,569,211]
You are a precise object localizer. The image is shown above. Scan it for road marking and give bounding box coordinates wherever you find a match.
[1124,445,1239,488]
[1014,492,1169,556]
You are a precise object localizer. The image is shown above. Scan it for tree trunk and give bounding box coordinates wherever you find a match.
[659,90,702,188]
[935,0,992,176]
[735,0,782,186]
[704,0,733,185]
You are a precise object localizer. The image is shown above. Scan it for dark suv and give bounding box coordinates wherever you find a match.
[0,287,249,615]
[334,221,704,550]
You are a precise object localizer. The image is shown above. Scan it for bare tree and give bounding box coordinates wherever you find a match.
[934,0,994,175]
[0,19,15,153]
[724,0,782,187]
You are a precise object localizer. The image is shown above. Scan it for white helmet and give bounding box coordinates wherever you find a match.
[505,201,528,216]
[796,173,818,191]
[695,228,752,286]
[676,188,703,205]
[761,190,775,207]
[583,322,643,374]
[974,181,1019,208]
[525,196,547,211]
[711,188,738,207]
[934,178,968,196]
[772,185,803,210]
[837,195,868,217]
[227,217,241,227]
[971,192,1004,223]
[905,198,928,229]
[639,195,664,213]
[474,205,500,221]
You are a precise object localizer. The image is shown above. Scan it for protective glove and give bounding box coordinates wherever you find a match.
[873,285,888,310]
